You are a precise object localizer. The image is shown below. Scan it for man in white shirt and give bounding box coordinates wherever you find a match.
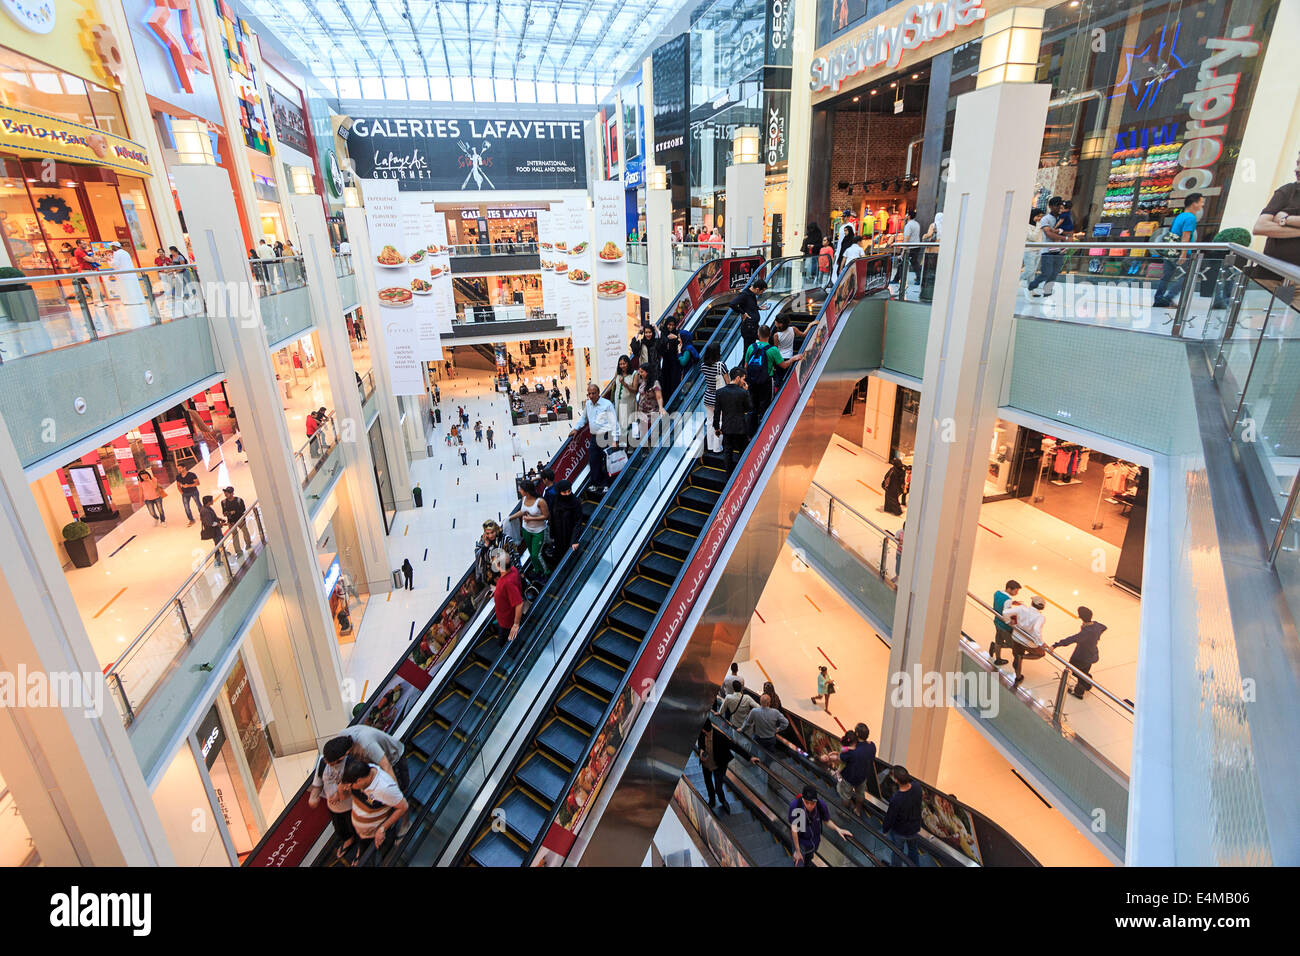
[1002,594,1047,685]
[340,757,409,854]
[837,234,869,283]
[569,382,620,493]
[338,239,352,255]
[893,210,923,288]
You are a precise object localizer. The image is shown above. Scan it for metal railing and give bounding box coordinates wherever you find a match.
[448,241,539,257]
[105,502,267,725]
[357,369,376,404]
[292,411,340,490]
[333,252,355,277]
[0,264,205,364]
[249,255,308,296]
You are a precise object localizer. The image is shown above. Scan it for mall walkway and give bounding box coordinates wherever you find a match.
[734,539,1111,867]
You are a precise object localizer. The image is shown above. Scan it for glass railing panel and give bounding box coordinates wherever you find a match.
[1274,492,1300,634]
[294,414,343,500]
[794,484,900,626]
[626,243,647,265]
[250,256,307,297]
[333,253,354,277]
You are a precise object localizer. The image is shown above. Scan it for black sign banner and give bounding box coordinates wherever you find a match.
[269,87,310,155]
[345,116,587,190]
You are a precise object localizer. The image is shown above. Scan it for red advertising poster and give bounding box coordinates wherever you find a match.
[110,436,138,477]
[192,390,214,426]
[210,384,229,415]
[159,421,194,449]
[139,426,163,464]
[56,468,77,516]
[79,450,101,466]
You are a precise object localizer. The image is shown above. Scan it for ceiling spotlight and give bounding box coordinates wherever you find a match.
[852,95,860,102]
[870,89,877,95]
[890,81,897,88]
[911,73,919,79]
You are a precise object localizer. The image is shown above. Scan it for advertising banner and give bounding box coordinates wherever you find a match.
[363,179,424,395]
[346,117,586,190]
[428,212,454,335]
[268,86,310,154]
[536,205,561,317]
[565,203,595,357]
[110,436,137,478]
[592,179,629,383]
[406,195,443,360]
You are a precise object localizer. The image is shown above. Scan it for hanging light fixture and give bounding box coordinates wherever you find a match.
[172,119,214,165]
[976,6,1045,89]
[732,126,760,164]
[289,166,316,195]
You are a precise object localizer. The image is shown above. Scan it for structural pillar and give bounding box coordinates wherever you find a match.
[172,163,347,742]
[343,205,415,511]
[881,78,1051,781]
[646,184,674,320]
[724,161,766,254]
[0,415,173,865]
[290,193,394,596]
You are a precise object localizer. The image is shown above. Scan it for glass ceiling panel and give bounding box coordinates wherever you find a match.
[244,0,695,100]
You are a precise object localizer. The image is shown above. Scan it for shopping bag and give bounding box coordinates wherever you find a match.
[605,447,629,476]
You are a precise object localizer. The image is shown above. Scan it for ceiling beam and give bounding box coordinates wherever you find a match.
[333,0,386,71]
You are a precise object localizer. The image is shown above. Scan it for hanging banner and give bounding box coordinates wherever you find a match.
[565,202,595,358]
[592,179,628,384]
[110,436,138,478]
[406,194,443,361]
[363,179,425,396]
[428,212,455,335]
[139,425,163,464]
[159,420,194,449]
[537,204,562,319]
[209,383,229,415]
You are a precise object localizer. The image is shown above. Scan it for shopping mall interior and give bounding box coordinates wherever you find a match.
[0,0,1296,896]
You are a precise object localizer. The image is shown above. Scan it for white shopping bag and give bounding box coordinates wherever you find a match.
[605,447,629,476]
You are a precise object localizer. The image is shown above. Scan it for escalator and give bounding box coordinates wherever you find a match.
[463,449,733,866]
[245,253,769,868]
[679,753,796,867]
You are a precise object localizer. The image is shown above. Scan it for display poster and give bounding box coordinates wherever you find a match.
[592,179,628,383]
[405,195,443,360]
[363,179,424,395]
[428,212,455,335]
[536,205,562,319]
[565,203,595,359]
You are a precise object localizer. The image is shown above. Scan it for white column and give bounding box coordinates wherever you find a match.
[646,186,674,319]
[172,164,347,741]
[724,162,766,255]
[343,206,415,510]
[881,81,1051,780]
[0,416,173,865]
[290,194,394,596]
[781,0,817,257]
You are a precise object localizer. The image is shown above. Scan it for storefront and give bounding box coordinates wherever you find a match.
[452,273,544,318]
[315,509,368,643]
[808,0,1282,244]
[443,205,543,248]
[0,49,160,273]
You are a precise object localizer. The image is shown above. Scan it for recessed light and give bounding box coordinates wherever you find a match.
[870,89,877,95]
[890,81,897,87]
[911,74,919,79]
[852,96,860,102]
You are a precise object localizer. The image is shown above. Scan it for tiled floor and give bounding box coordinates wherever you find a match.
[737,539,1111,867]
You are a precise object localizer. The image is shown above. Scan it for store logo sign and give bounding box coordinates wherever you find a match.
[1172,27,1261,201]
[770,0,790,49]
[810,0,985,93]
[766,102,786,166]
[2,0,55,34]
[146,0,211,95]
[326,150,344,198]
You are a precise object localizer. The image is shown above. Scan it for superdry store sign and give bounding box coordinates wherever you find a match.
[810,0,986,93]
[346,117,587,190]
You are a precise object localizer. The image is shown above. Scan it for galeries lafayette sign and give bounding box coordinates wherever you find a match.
[810,0,987,93]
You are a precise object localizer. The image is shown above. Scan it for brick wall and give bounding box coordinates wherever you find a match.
[828,109,923,222]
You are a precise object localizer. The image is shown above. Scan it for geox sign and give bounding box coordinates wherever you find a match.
[809,0,986,93]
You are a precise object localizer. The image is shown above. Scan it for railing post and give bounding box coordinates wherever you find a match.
[176,597,193,644]
[1230,296,1276,429]
[1170,250,1203,338]
[107,673,134,727]
[1051,667,1071,728]
[1269,471,1300,565]
[74,279,98,341]
[879,532,889,580]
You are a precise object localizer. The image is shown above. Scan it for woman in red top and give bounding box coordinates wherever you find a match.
[491,549,524,643]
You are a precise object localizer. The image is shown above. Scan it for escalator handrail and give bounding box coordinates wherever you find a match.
[513,255,893,865]
[378,264,778,866]
[246,256,762,866]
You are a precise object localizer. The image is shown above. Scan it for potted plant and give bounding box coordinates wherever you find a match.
[1201,227,1253,299]
[0,266,39,324]
[62,520,98,569]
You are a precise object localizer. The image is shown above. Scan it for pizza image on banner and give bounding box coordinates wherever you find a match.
[597,279,627,298]
[378,287,413,307]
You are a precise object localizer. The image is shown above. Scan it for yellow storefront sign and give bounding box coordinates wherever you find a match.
[0,104,152,176]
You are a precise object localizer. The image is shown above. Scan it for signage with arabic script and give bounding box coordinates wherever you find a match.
[346,116,586,190]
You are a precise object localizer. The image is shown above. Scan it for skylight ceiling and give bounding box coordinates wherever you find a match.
[244,0,694,102]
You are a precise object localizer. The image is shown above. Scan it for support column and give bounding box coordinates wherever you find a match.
[343,206,415,510]
[646,186,674,319]
[881,81,1051,781]
[290,194,393,596]
[0,416,173,865]
[172,163,347,742]
[724,162,766,254]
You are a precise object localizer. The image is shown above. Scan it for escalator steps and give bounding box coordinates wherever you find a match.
[639,552,683,585]
[678,486,717,513]
[408,761,443,807]
[454,663,504,698]
[555,685,607,730]
[592,628,641,665]
[471,635,509,666]
[692,467,728,492]
[467,830,527,868]
[498,788,551,845]
[575,655,625,696]
[411,720,450,758]
[608,600,654,637]
[516,752,570,803]
[537,718,591,765]
[666,506,709,534]
[623,575,669,609]
[653,529,697,560]
[433,692,473,726]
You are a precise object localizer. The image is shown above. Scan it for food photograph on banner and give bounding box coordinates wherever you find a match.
[428,213,455,334]
[593,180,629,381]
[363,180,424,395]
[565,202,595,380]
[537,206,560,319]
[409,196,444,361]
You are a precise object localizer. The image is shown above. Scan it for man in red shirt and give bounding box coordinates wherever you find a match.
[490,549,524,644]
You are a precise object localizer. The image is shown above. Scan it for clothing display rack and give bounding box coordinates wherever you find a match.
[1050,441,1086,485]
[1092,460,1140,530]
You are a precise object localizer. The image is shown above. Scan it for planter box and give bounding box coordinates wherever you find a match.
[64,534,98,569]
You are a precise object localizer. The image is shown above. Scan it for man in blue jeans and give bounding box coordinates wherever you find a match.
[881,766,924,865]
[1027,196,1067,298]
[788,784,851,867]
[174,463,201,526]
[1152,192,1204,308]
[569,382,619,493]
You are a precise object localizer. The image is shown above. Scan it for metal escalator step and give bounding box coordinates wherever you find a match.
[555,685,607,729]
[700,451,728,471]
[753,845,793,867]
[472,634,509,665]
[624,576,669,608]
[667,506,709,534]
[593,628,641,665]
[692,466,729,492]
[581,500,597,520]
[653,529,697,560]
[411,720,450,758]
[537,718,591,765]
[678,486,717,513]
[467,829,527,868]
[639,551,683,585]
[516,752,571,803]
[575,655,625,696]
[607,600,654,637]
[432,691,473,726]
[498,788,550,845]
[454,663,504,697]
[408,762,443,807]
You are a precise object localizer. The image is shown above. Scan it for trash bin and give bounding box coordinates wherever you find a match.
[392,569,404,588]
[413,486,423,507]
